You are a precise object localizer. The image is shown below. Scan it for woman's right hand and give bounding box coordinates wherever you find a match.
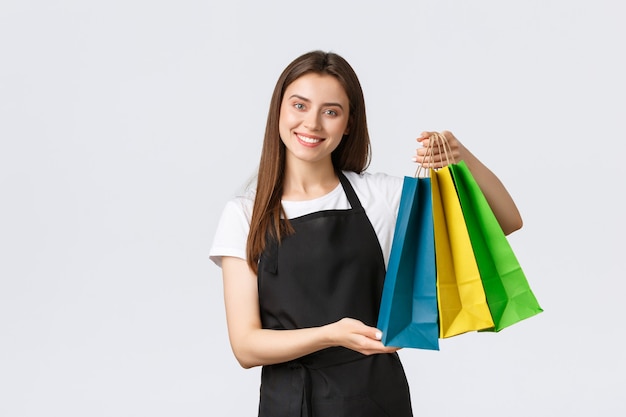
[325,318,400,355]
[223,256,399,368]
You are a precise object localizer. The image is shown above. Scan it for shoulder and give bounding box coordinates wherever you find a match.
[342,170,404,196]
[342,169,404,219]
[209,191,255,267]
[220,190,255,223]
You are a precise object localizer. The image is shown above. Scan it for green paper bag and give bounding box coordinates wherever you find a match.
[449,161,543,331]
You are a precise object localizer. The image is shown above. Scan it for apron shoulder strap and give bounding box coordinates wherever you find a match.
[337,171,363,210]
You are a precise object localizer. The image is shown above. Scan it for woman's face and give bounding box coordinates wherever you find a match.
[279,73,350,168]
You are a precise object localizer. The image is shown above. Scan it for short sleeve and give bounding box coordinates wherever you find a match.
[209,196,253,268]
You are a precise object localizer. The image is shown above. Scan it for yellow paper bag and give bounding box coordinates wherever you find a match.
[431,166,494,338]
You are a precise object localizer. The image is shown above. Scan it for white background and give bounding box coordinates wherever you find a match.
[1,1,624,416]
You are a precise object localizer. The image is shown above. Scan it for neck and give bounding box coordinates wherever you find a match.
[282,158,339,201]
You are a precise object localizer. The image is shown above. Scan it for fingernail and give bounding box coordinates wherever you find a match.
[375,331,382,340]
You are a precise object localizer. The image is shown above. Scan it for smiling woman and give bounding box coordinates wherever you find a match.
[279,73,351,198]
[208,50,522,417]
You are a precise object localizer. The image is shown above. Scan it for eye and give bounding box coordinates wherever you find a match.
[294,103,305,110]
[324,109,338,116]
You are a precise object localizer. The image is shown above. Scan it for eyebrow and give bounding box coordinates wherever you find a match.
[288,94,345,110]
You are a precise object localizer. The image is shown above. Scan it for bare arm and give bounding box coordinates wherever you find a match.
[414,130,523,235]
[221,256,398,369]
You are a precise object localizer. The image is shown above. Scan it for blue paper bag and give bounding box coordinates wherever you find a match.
[377,176,439,350]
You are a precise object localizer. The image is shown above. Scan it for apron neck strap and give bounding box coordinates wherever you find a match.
[337,171,363,210]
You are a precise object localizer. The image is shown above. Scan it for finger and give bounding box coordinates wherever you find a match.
[415,149,447,164]
[415,147,433,157]
[345,320,381,338]
[354,324,383,340]
[362,325,385,342]
[350,334,383,354]
[412,151,435,164]
[362,343,400,355]
[416,131,434,143]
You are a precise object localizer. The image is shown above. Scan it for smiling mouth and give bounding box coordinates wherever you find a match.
[296,134,324,144]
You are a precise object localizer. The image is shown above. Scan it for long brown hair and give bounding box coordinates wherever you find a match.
[246,50,371,273]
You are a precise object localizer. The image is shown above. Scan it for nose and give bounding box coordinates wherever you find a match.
[303,111,322,131]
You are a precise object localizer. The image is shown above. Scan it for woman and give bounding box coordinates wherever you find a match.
[210,50,522,416]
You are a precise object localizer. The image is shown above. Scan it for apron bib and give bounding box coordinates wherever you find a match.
[257,172,413,417]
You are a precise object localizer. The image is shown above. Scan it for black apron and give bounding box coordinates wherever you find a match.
[257,172,413,417]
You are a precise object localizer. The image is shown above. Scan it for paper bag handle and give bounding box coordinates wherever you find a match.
[414,132,454,177]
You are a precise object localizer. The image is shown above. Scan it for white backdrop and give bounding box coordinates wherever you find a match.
[1,1,624,416]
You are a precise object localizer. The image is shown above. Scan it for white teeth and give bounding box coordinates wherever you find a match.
[297,134,322,144]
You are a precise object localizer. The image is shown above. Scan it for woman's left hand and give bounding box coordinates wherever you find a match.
[413,130,466,169]
[412,129,524,235]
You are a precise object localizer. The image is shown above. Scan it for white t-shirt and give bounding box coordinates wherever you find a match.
[209,171,404,269]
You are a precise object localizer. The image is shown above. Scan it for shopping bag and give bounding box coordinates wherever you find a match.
[449,160,543,331]
[377,175,439,350]
[431,166,495,338]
